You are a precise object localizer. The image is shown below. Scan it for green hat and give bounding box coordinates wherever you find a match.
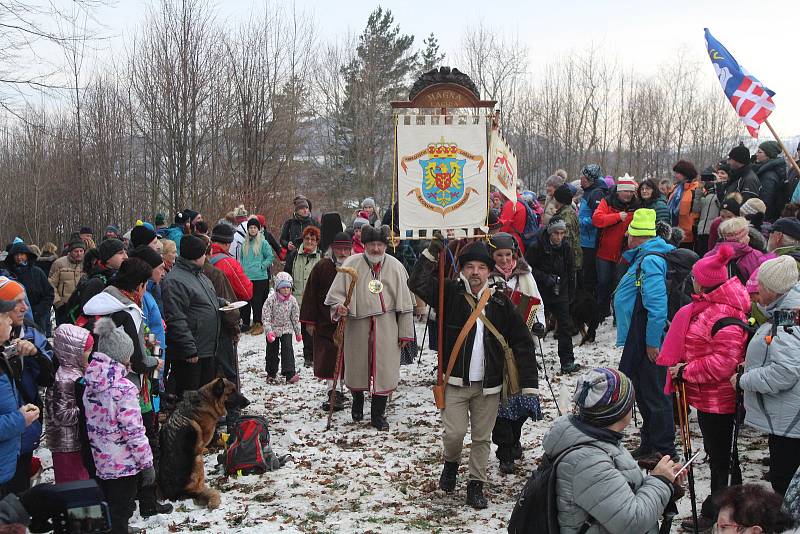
[758,140,781,160]
[627,209,656,237]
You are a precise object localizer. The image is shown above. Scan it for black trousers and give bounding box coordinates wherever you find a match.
[266,333,296,378]
[137,410,160,509]
[173,357,216,399]
[697,411,736,518]
[6,452,32,495]
[546,299,574,367]
[769,434,800,496]
[492,417,525,462]
[580,246,597,292]
[249,279,269,325]
[98,474,140,534]
[301,323,313,363]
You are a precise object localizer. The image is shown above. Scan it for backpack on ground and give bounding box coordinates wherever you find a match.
[224,415,277,476]
[635,248,699,321]
[507,444,598,534]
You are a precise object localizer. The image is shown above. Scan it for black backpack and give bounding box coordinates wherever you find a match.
[711,317,757,344]
[508,444,600,534]
[224,415,276,476]
[635,248,699,321]
[65,273,108,324]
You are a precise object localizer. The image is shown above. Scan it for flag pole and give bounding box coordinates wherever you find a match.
[764,119,800,178]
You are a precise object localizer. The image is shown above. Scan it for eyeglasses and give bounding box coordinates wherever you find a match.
[712,522,745,533]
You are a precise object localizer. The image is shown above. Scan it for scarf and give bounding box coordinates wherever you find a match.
[570,415,624,445]
[495,259,517,280]
[119,288,142,307]
[667,181,684,224]
[276,289,292,303]
[656,294,712,394]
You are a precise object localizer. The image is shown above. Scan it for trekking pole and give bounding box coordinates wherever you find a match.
[535,336,561,416]
[676,380,700,534]
[417,307,431,365]
[730,371,744,485]
[327,267,358,431]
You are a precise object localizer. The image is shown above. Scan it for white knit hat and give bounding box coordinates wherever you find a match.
[616,173,637,193]
[758,256,799,295]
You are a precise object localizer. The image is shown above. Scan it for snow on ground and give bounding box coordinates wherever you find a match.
[39,320,771,533]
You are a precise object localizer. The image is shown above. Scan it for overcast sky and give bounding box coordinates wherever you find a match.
[90,0,798,138]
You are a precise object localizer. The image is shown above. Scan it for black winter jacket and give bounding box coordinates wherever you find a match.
[721,165,760,202]
[161,257,221,361]
[754,158,787,221]
[526,234,575,305]
[408,252,538,394]
[5,262,53,327]
[279,214,320,249]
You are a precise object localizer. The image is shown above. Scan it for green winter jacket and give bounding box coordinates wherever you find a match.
[240,235,274,282]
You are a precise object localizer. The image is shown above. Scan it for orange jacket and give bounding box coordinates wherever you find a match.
[669,180,700,243]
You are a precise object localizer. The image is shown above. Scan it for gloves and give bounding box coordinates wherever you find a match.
[267,332,276,343]
[295,334,303,342]
[532,322,546,339]
[427,233,445,257]
[141,466,156,487]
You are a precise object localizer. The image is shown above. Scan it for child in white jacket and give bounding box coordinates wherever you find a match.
[262,272,301,383]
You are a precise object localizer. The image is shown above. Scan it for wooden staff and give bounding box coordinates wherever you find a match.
[436,247,445,396]
[327,266,359,430]
[764,119,800,178]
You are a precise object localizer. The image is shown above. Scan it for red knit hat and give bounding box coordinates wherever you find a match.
[692,244,734,288]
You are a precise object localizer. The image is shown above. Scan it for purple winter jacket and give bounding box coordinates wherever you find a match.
[83,352,152,480]
[707,240,766,282]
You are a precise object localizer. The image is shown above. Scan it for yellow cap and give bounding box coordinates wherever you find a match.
[627,209,657,237]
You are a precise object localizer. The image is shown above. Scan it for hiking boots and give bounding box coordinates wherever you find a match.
[321,390,346,411]
[512,443,523,460]
[466,480,488,509]
[249,323,264,336]
[680,515,715,533]
[438,461,458,493]
[351,391,364,422]
[561,362,582,374]
[499,460,515,475]
[370,395,389,431]
[140,501,173,518]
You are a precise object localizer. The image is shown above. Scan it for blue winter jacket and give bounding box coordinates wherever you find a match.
[142,290,165,350]
[240,236,275,282]
[614,237,673,349]
[0,371,25,484]
[18,323,54,454]
[578,180,609,248]
[163,226,185,253]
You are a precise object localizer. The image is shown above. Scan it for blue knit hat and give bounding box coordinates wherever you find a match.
[573,368,635,427]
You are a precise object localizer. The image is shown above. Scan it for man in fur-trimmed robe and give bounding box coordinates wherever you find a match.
[299,232,353,412]
[325,223,415,431]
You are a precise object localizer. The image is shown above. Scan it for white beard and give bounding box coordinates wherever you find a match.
[365,253,384,265]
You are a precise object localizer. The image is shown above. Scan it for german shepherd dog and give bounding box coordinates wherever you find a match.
[158,378,249,509]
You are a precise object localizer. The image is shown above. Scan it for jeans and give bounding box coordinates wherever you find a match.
[697,411,736,518]
[768,434,800,496]
[266,333,296,378]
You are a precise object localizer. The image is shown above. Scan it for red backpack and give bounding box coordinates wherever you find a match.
[224,415,274,476]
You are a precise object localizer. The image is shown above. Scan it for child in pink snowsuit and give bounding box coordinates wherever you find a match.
[262,272,302,383]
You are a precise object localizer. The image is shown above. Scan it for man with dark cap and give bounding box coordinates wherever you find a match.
[102,225,122,242]
[409,238,538,509]
[209,223,253,303]
[300,231,354,411]
[78,226,93,242]
[130,224,159,250]
[326,223,414,432]
[542,367,684,533]
[526,219,580,373]
[768,217,800,266]
[552,183,581,272]
[279,195,319,252]
[154,213,168,235]
[577,164,608,292]
[161,234,221,397]
[71,238,128,318]
[724,144,761,201]
[49,238,85,325]
[754,140,787,221]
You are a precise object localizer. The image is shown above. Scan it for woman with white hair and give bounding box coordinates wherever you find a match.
[705,216,766,283]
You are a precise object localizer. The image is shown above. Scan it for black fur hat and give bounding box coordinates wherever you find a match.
[361,222,390,245]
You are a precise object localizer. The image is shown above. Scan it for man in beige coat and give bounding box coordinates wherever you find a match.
[49,238,85,325]
[325,223,415,431]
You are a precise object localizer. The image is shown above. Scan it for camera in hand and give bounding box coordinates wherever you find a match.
[773,309,800,327]
[20,480,111,533]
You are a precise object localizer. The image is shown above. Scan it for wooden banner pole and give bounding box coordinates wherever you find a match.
[764,118,800,178]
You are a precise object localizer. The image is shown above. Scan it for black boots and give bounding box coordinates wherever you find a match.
[466,480,487,509]
[439,461,458,493]
[351,391,364,422]
[370,395,389,431]
[321,389,346,412]
[499,460,515,474]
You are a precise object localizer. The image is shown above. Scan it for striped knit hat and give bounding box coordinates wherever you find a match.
[616,173,637,192]
[573,368,635,427]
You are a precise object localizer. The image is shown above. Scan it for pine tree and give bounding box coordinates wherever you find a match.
[339,7,417,203]
[419,33,445,75]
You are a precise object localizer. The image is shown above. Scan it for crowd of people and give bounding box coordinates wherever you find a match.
[0,140,799,533]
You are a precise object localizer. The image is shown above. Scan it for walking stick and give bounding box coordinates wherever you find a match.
[730,373,744,485]
[435,247,445,400]
[417,306,431,365]
[676,380,700,534]
[327,267,359,430]
[535,336,561,416]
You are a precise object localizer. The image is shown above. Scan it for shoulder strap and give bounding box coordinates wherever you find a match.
[547,443,604,534]
[711,317,752,337]
[464,294,510,351]
[209,253,225,266]
[442,289,492,387]
[634,251,667,285]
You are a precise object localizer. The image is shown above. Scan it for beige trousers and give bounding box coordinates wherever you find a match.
[441,383,500,483]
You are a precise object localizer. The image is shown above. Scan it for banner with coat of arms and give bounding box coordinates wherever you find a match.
[396,115,488,235]
[488,128,517,204]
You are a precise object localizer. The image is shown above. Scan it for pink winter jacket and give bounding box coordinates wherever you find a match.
[676,277,750,414]
[83,352,152,480]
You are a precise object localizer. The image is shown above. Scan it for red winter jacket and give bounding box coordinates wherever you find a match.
[209,243,253,302]
[681,277,750,414]
[591,197,634,263]
[499,197,527,253]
